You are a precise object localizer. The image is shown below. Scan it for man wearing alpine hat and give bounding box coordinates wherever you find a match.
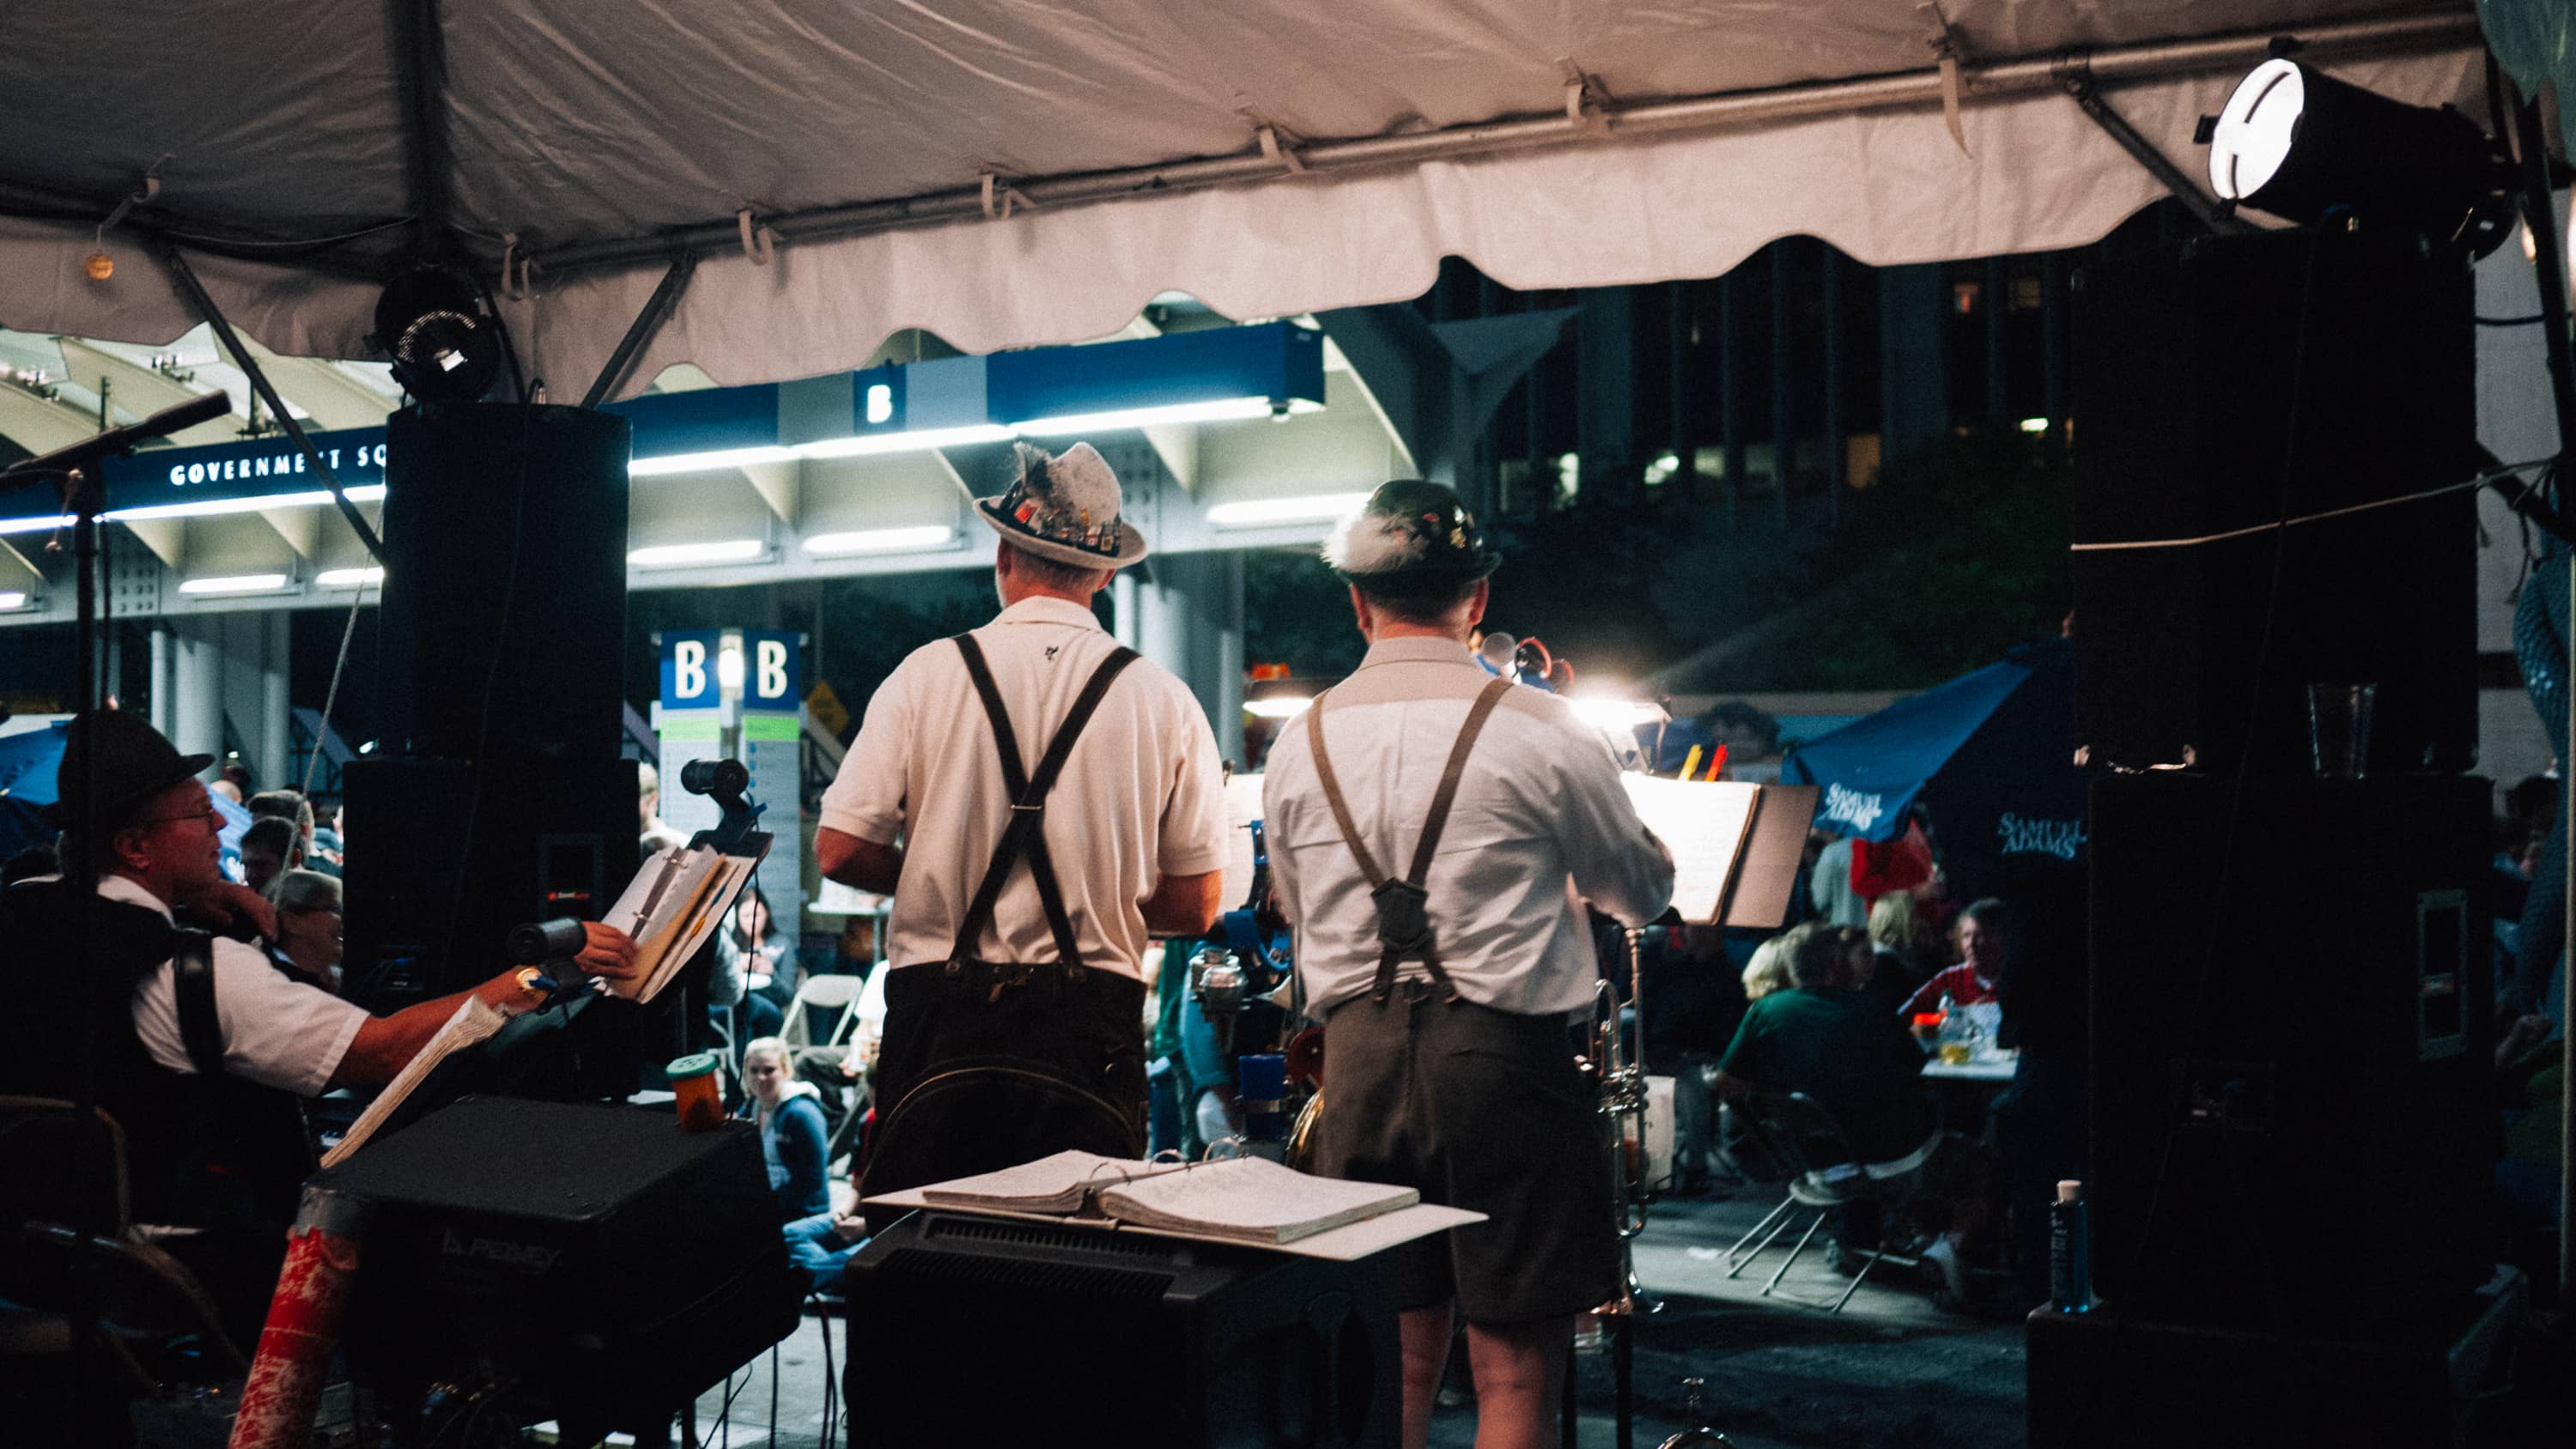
[1261,482,1674,1449]
[819,442,1228,1215]
[0,708,636,1339]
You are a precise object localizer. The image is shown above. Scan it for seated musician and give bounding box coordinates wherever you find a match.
[0,710,636,1341]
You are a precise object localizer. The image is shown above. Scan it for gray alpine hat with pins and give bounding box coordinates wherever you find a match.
[975,441,1148,569]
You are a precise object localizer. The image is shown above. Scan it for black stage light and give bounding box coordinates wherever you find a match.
[2202,58,2515,257]
[371,266,504,403]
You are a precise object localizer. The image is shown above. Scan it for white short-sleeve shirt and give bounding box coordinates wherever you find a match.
[1262,637,1676,1018]
[817,596,1229,978]
[99,873,369,1096]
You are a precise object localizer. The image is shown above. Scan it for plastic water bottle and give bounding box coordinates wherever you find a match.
[2050,1179,2094,1313]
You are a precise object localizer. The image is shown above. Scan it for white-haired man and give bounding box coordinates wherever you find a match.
[817,442,1228,1216]
[1262,481,1674,1449]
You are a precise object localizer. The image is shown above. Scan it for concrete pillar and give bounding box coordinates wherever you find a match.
[1137,552,1245,767]
[168,619,223,772]
[149,626,173,737]
[260,612,292,797]
[1110,573,1139,650]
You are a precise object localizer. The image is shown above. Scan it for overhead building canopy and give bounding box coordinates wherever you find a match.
[0,3,2489,397]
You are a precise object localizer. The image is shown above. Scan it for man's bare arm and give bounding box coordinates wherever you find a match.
[817,827,904,894]
[327,924,638,1088]
[1140,870,1223,937]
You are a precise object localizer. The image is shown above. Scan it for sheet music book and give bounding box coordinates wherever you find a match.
[1216,770,1268,918]
[601,844,762,1003]
[905,1152,1419,1246]
[1619,776,1762,924]
[319,995,508,1168]
[918,1149,1192,1213]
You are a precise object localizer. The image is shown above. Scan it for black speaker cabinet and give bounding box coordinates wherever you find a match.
[379,403,630,761]
[318,1096,803,1424]
[2025,1270,2522,1449]
[2086,774,2499,1330]
[341,753,637,1003]
[846,1210,1398,1448]
[2070,227,2476,775]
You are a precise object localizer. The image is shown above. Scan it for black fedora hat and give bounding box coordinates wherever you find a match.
[42,710,214,830]
[1321,480,1503,596]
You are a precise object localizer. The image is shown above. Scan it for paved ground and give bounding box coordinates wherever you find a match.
[670,1185,2030,1448]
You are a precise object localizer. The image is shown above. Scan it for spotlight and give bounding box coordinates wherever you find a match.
[371,266,504,403]
[2201,58,2514,257]
[1244,676,1325,719]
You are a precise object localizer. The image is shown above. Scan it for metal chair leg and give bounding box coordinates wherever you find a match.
[1722,1201,1801,1281]
[1760,1211,1826,1295]
[1721,1196,1795,1271]
[1829,1245,1881,1313]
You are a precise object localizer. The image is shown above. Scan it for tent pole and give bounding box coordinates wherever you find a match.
[155,240,388,563]
[523,10,2476,278]
[580,252,698,408]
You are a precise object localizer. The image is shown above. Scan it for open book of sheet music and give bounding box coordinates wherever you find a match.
[917,1150,1420,1246]
[603,843,763,1003]
[319,994,510,1168]
[1618,776,1762,925]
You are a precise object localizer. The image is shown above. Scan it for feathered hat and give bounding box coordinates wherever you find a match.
[1322,480,1502,597]
[975,441,1147,569]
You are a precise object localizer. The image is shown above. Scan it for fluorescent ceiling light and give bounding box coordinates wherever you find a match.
[796,424,1015,459]
[178,573,293,596]
[2018,417,2050,434]
[802,524,958,556]
[1013,396,1319,435]
[315,567,385,589]
[1204,491,1372,529]
[108,483,387,522]
[629,446,799,478]
[628,539,768,568]
[0,591,29,610]
[0,514,72,537]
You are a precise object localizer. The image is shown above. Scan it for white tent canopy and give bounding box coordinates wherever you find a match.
[0,3,2488,398]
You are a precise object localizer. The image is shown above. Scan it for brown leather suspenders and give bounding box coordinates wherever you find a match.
[1306,676,1514,1001]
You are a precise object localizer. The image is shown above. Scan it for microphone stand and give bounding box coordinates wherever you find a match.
[0,390,237,1427]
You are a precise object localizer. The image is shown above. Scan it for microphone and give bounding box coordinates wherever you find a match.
[508,917,592,967]
[1,391,234,481]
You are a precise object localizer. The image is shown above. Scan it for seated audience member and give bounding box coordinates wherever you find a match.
[1900,896,2009,1025]
[1649,924,1750,1193]
[1867,892,1936,995]
[246,788,317,863]
[239,816,301,900]
[1741,926,1799,1003]
[742,1037,830,1222]
[1713,925,1989,1301]
[713,890,789,1041]
[270,869,344,991]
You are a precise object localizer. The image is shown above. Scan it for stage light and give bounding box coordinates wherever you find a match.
[2202,58,2513,257]
[178,573,293,596]
[1569,694,1670,730]
[1013,396,1319,435]
[795,424,1016,459]
[315,567,385,588]
[371,267,505,403]
[1245,676,1326,718]
[717,644,745,691]
[628,539,767,568]
[1205,492,1373,529]
[802,524,957,556]
[628,446,798,478]
[2019,417,2050,434]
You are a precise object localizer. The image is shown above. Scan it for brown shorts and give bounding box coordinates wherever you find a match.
[1311,981,1619,1325]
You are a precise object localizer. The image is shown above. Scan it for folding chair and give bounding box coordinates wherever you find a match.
[783,971,866,1049]
[1722,1091,1924,1313]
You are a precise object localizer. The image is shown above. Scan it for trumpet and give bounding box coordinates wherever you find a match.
[1655,1378,1739,1449]
[1585,923,1659,1323]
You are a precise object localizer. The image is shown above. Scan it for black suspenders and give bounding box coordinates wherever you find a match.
[946,633,1140,979]
[1306,676,1514,1001]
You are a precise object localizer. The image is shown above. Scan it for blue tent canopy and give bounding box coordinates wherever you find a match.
[1780,640,2087,896]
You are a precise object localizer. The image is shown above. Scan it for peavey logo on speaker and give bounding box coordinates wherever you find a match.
[441,1228,562,1274]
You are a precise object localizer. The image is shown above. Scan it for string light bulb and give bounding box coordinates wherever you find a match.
[84,251,113,281]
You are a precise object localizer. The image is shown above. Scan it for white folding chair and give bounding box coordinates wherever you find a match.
[784,972,866,1048]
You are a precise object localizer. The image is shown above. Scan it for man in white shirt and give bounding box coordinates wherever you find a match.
[817,441,1227,1210]
[1264,482,1674,1449]
[2,709,635,1336]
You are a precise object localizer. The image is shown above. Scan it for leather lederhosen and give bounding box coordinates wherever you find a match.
[860,635,1150,1220]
